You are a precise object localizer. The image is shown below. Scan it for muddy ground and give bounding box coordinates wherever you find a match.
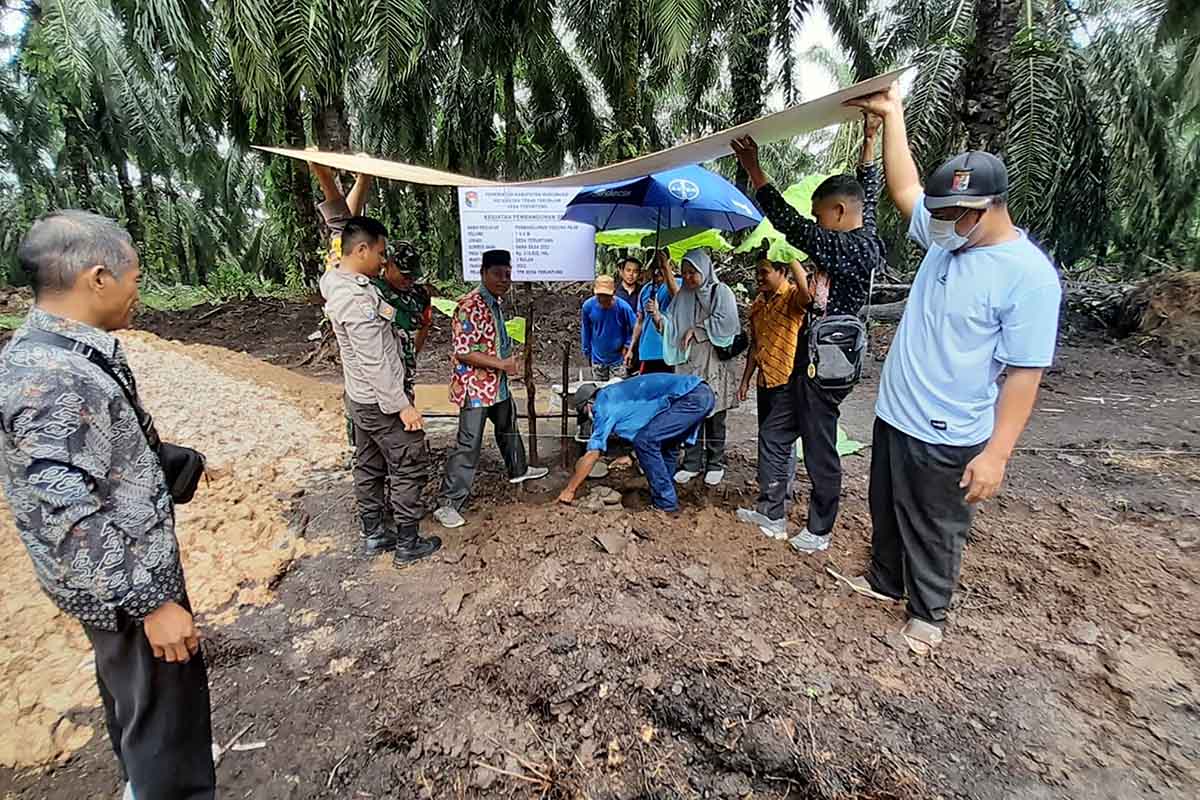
[0,291,1198,799]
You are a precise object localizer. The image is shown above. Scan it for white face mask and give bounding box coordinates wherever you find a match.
[929,209,982,251]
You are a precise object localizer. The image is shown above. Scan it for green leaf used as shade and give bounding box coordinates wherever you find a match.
[795,426,866,461]
[734,175,829,263]
[506,316,526,344]
[431,296,459,318]
[595,227,733,261]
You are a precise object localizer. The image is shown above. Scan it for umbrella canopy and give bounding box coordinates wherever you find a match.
[562,164,762,233]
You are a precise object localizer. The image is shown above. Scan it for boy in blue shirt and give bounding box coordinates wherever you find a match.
[558,374,715,512]
[581,275,636,381]
[844,84,1062,655]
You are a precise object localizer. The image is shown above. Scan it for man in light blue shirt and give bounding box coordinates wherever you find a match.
[844,84,1062,654]
[557,374,714,512]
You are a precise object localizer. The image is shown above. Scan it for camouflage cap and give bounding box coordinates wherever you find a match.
[388,240,422,276]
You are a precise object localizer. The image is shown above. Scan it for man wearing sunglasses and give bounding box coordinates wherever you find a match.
[842,84,1063,654]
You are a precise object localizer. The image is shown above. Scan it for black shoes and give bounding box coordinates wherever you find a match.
[393,525,442,565]
[361,514,441,563]
[359,512,398,556]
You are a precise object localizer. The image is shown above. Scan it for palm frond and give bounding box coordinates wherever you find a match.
[650,0,710,64]
[819,0,878,80]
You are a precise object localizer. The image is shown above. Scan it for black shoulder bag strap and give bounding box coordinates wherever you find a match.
[21,329,161,447]
[20,330,207,503]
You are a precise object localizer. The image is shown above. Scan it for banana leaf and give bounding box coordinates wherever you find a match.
[431,296,525,343]
[795,425,866,460]
[734,174,829,263]
[596,227,732,261]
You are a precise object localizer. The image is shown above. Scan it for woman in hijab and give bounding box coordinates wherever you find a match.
[660,248,741,486]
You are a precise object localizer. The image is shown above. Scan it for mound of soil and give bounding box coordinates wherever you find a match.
[1118,271,1200,367]
[133,284,598,388]
[3,292,1199,800]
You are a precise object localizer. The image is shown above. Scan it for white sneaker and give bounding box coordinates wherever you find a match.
[758,517,789,540]
[789,527,831,554]
[433,506,465,529]
[120,783,134,800]
[674,470,699,485]
[704,469,725,486]
[736,507,787,539]
[736,507,767,525]
[510,466,550,484]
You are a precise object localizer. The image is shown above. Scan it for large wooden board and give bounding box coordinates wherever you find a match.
[255,67,910,188]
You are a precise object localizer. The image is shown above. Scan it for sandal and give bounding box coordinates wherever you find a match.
[900,618,943,656]
[825,567,900,603]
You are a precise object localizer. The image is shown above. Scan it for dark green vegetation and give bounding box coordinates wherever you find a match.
[1,0,1197,290]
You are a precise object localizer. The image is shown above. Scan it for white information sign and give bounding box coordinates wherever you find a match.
[457,186,596,282]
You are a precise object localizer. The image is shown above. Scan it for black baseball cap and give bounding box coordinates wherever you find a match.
[924,151,1009,211]
[573,382,599,411]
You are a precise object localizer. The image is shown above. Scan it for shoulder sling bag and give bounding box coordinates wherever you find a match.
[21,330,207,504]
[806,313,867,391]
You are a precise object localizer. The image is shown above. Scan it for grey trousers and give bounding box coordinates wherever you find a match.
[681,410,727,472]
[866,418,986,626]
[438,397,527,511]
[346,396,430,528]
[591,362,618,382]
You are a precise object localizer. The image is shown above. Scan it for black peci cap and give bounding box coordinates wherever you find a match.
[481,249,511,269]
[924,151,1009,211]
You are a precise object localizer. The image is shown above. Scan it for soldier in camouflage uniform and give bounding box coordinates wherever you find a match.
[372,240,433,399]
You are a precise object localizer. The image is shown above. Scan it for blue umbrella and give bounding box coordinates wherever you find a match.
[561,164,762,234]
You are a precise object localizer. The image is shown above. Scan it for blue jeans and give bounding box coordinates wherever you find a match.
[633,384,715,511]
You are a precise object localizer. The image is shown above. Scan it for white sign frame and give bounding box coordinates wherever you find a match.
[457,186,596,283]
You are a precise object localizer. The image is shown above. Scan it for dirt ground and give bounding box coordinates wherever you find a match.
[0,292,1198,799]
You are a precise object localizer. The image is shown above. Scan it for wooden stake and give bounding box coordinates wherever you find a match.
[560,342,571,469]
[523,295,538,465]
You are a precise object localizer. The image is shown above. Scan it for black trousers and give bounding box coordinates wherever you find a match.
[866,418,986,625]
[438,397,528,510]
[346,396,430,529]
[793,375,850,537]
[680,410,727,473]
[83,609,215,800]
[755,381,798,521]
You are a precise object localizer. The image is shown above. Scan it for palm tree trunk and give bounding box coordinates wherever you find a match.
[62,116,94,208]
[114,159,143,244]
[503,64,519,180]
[614,0,643,159]
[283,103,325,282]
[139,165,160,225]
[730,9,770,194]
[963,0,1021,152]
[315,92,351,152]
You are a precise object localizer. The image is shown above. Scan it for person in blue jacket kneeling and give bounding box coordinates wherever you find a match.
[558,374,714,512]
